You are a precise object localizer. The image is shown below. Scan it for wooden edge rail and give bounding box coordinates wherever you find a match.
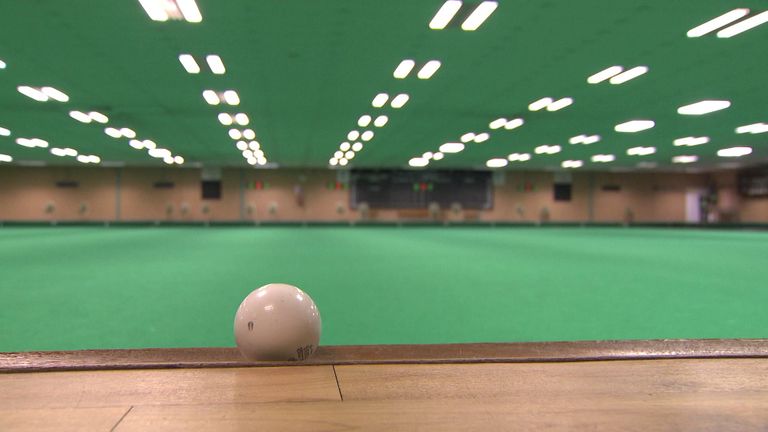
[1,339,767,373]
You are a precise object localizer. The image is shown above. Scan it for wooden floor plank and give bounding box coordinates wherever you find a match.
[0,366,340,409]
[114,397,768,432]
[335,358,768,401]
[0,406,130,432]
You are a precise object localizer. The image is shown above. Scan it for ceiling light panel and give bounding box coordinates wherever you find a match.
[462,1,498,31]
[717,10,768,38]
[677,100,731,115]
[587,66,623,84]
[688,9,750,37]
[429,0,462,30]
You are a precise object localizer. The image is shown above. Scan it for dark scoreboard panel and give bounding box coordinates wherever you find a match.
[738,166,768,197]
[350,170,492,209]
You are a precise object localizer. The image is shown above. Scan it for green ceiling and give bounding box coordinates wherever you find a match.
[0,0,766,171]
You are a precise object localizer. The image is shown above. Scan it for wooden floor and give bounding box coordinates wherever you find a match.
[2,341,768,431]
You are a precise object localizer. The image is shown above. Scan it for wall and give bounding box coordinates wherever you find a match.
[0,166,766,223]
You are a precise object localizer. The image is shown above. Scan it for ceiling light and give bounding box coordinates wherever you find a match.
[717,10,768,38]
[347,130,360,140]
[562,160,583,168]
[16,138,48,148]
[591,154,615,163]
[486,158,507,168]
[242,150,253,158]
[346,152,355,160]
[249,141,260,150]
[329,158,338,166]
[718,146,752,157]
[129,139,144,149]
[176,0,202,22]
[688,9,750,37]
[339,158,349,166]
[462,1,498,31]
[528,97,552,111]
[0,127,10,136]
[63,148,78,157]
[137,0,169,21]
[120,128,136,139]
[247,157,257,165]
[174,156,184,164]
[417,60,441,79]
[69,111,92,123]
[439,142,464,153]
[627,146,656,156]
[489,118,507,129]
[206,55,225,74]
[546,97,573,111]
[582,135,601,144]
[587,66,623,84]
[235,113,249,125]
[236,141,248,151]
[677,100,731,115]
[474,133,490,143]
[242,129,256,140]
[340,142,351,151]
[89,112,109,123]
[423,152,434,159]
[143,140,156,150]
[361,131,374,141]
[254,150,265,159]
[218,113,233,125]
[615,120,655,133]
[460,133,475,143]
[178,54,200,73]
[76,155,90,163]
[334,151,343,159]
[105,127,122,138]
[409,157,429,167]
[223,90,240,105]
[432,152,444,160]
[372,93,389,107]
[229,129,242,140]
[609,66,648,84]
[0,59,6,69]
[508,153,531,161]
[569,135,586,144]
[352,142,363,151]
[358,115,372,127]
[40,87,68,102]
[202,90,220,105]
[391,94,410,108]
[504,118,524,130]
[149,148,171,159]
[394,59,415,79]
[0,154,12,162]
[51,148,66,157]
[673,136,710,146]
[374,115,388,127]
[18,86,48,102]
[164,156,175,164]
[429,0,462,30]
[31,138,48,148]
[672,155,698,164]
[735,122,768,134]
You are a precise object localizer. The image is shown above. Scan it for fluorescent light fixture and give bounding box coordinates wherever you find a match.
[394,59,415,78]
[228,129,242,140]
[243,150,253,158]
[372,93,389,107]
[417,60,441,79]
[174,156,184,164]
[358,115,372,127]
[149,148,171,158]
[460,133,475,143]
[688,9,750,37]
[423,152,434,160]
[242,129,256,140]
[439,142,464,153]
[489,118,507,129]
[409,157,429,167]
[528,97,552,111]
[569,135,586,144]
[247,157,257,165]
[206,55,225,74]
[41,87,69,102]
[462,1,498,31]
[433,152,444,160]
[562,160,583,168]
[51,148,67,157]
[218,113,233,125]
[735,122,768,134]
[347,130,360,141]
[673,136,710,146]
[129,139,144,149]
[223,90,240,105]
[120,128,136,139]
[69,111,92,123]
[143,140,156,150]
[63,148,78,157]
[429,0,462,30]
[164,156,175,164]
[361,131,374,141]
[672,155,698,164]
[352,142,363,152]
[546,97,573,111]
[0,154,12,163]
[374,115,389,127]
[235,113,249,125]
[677,100,730,115]
[486,158,508,168]
[339,158,349,166]
[249,141,260,150]
[138,0,169,21]
[717,10,768,38]
[202,90,220,105]
[582,135,601,145]
[18,86,48,102]
[236,141,248,151]
[591,154,615,163]
[609,66,648,85]
[89,112,109,123]
[508,153,531,162]
[0,127,10,136]
[504,118,524,130]
[105,127,122,138]
[253,150,264,158]
[0,59,5,69]
[615,120,655,133]
[176,0,202,22]
[329,158,338,166]
[340,142,351,151]
[534,145,560,154]
[718,146,752,157]
[76,155,89,163]
[587,66,623,84]
[16,138,48,148]
[391,94,409,108]
[178,54,200,73]
[474,133,490,143]
[627,146,656,156]
[334,151,343,159]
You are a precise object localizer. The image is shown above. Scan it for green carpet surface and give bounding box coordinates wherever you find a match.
[1,226,766,352]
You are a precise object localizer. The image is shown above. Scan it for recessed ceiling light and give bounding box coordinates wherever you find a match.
[372,93,389,108]
[673,136,710,146]
[391,94,410,108]
[329,158,339,166]
[223,90,240,105]
[489,118,507,129]
[105,127,122,138]
[358,115,372,127]
[69,111,92,123]
[120,128,136,139]
[504,118,524,130]
[352,142,363,151]
[562,160,583,168]
[176,0,203,22]
[218,113,233,126]
[334,151,344,159]
[432,152,444,160]
[51,148,66,157]
[374,115,389,127]
[394,59,415,79]
[242,129,256,140]
[717,146,752,157]
[202,90,220,105]
[534,145,560,154]
[582,135,601,144]
[129,139,144,149]
[417,60,441,79]
[409,157,429,167]
[253,150,264,159]
[546,97,573,111]
[508,153,531,162]
[235,113,249,125]
[246,157,257,165]
[717,10,768,38]
[164,155,175,164]
[0,154,12,162]
[486,158,508,168]
[569,135,586,144]
[474,133,490,143]
[41,87,69,102]
[587,66,623,84]
[361,131,374,141]
[242,150,253,158]
[340,142,351,151]
[688,9,750,37]
[735,122,768,134]
[229,129,242,140]
[339,158,349,166]
[672,155,698,164]
[89,112,109,123]
[627,146,656,156]
[178,54,200,73]
[460,133,475,143]
[174,156,184,164]
[429,0,462,30]
[236,141,248,151]
[439,143,464,153]
[347,130,360,141]
[149,148,172,159]
[609,66,648,85]
[462,1,498,31]
[677,100,731,115]
[0,127,10,136]
[17,86,48,102]
[591,154,615,163]
[249,141,260,151]
[143,140,157,150]
[206,55,225,74]
[615,120,655,133]
[423,152,434,160]
[528,97,552,111]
